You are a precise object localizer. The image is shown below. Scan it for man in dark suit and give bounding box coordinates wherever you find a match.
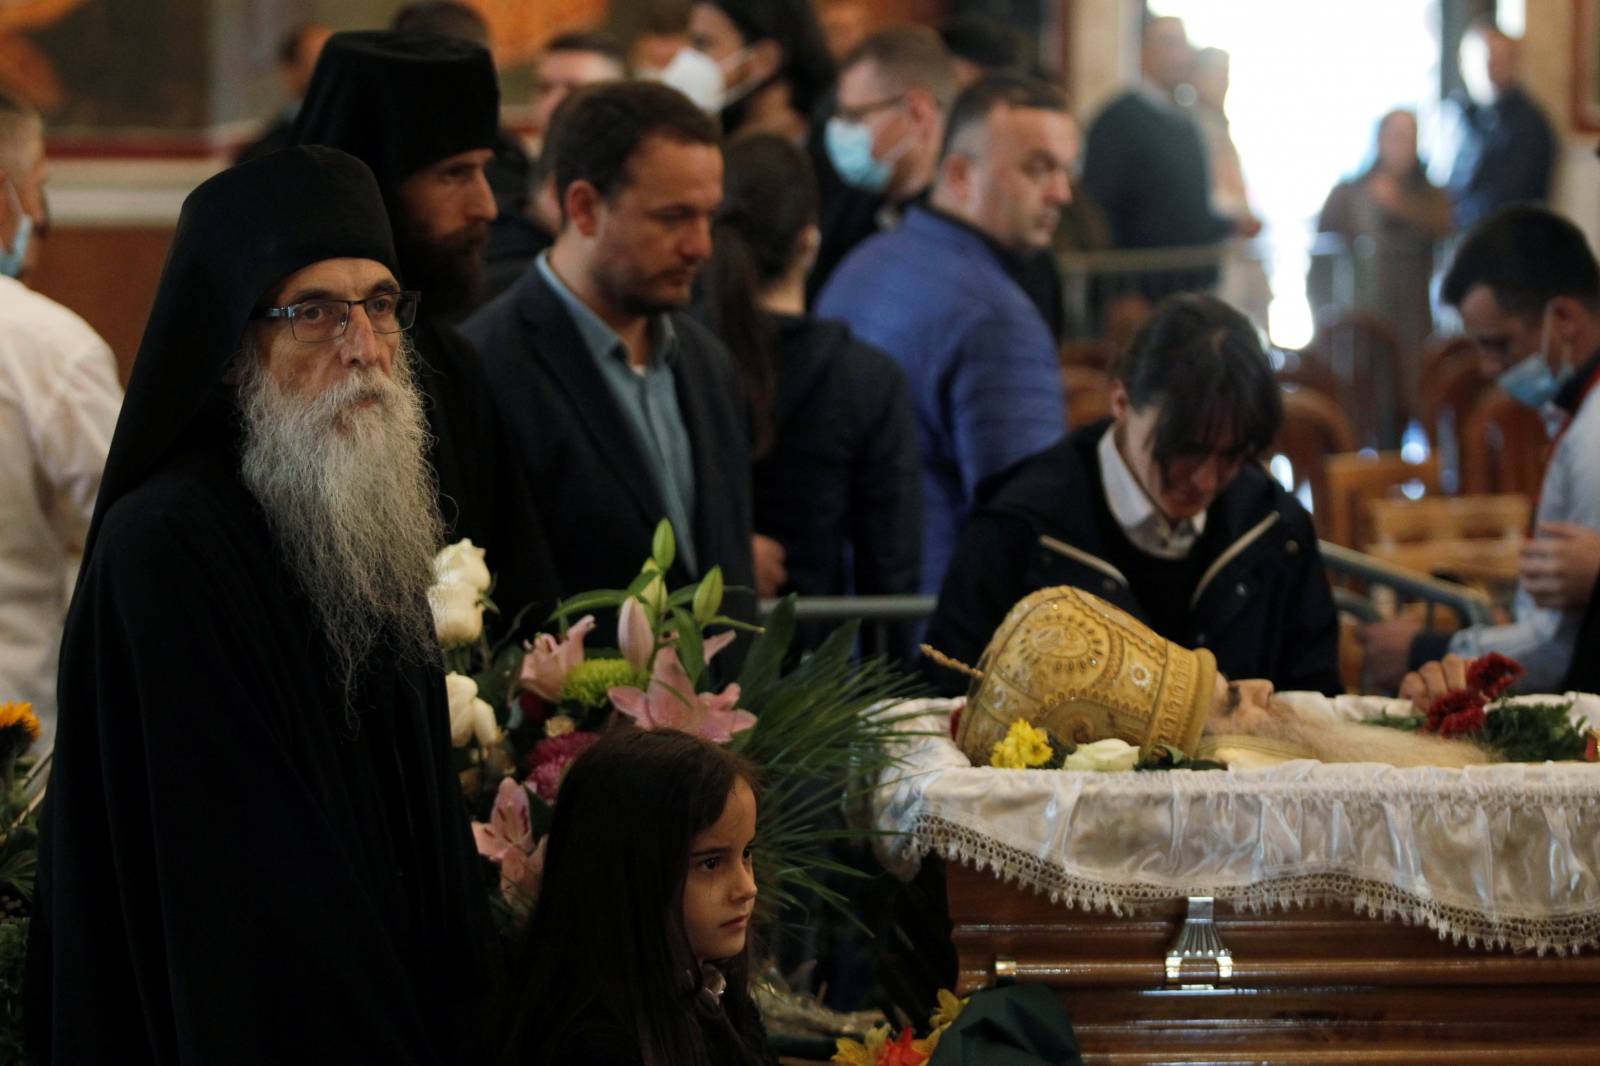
[461,81,755,624]
[1447,19,1555,230]
[1080,16,1256,304]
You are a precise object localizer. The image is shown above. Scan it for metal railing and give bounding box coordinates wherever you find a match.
[759,542,1491,660]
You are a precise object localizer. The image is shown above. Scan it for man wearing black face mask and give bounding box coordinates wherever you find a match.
[291,30,560,636]
[1361,206,1600,692]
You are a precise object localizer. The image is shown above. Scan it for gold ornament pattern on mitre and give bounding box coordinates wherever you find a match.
[954,586,1218,764]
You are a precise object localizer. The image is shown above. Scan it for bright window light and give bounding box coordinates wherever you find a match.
[1147,0,1440,351]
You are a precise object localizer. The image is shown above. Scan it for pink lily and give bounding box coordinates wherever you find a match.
[518,614,596,701]
[608,647,755,743]
[471,777,546,900]
[618,597,654,672]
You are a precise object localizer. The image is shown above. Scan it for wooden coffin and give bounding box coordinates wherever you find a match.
[946,861,1600,1064]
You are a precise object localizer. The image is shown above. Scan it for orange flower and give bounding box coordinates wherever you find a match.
[0,700,41,745]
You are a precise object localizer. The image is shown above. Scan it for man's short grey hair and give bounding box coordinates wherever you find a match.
[841,25,959,110]
[0,90,42,174]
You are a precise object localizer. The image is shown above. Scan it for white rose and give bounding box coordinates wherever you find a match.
[432,539,492,593]
[446,672,482,747]
[446,672,501,748]
[470,698,501,747]
[1063,737,1140,773]
[429,581,484,647]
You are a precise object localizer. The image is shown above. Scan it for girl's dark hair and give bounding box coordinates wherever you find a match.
[703,133,819,458]
[498,728,765,1066]
[1113,293,1282,471]
[710,0,837,122]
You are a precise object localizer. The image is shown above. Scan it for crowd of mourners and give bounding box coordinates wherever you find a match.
[4,0,1598,1063]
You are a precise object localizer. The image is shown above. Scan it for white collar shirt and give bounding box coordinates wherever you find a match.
[1096,424,1205,560]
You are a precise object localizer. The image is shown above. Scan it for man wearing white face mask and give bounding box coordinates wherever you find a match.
[655,0,834,142]
[1361,206,1600,692]
[0,91,122,748]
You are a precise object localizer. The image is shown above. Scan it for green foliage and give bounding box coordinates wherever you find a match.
[731,611,931,925]
[1136,743,1228,772]
[0,917,24,1064]
[1481,701,1591,763]
[1369,701,1590,762]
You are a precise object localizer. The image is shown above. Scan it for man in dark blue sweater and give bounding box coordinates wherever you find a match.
[817,74,1074,596]
[925,294,1341,697]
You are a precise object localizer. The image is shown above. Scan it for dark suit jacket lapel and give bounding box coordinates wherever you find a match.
[670,337,733,581]
[515,269,667,530]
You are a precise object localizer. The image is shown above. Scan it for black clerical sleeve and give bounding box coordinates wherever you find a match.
[29,455,492,1065]
[413,318,561,638]
[922,513,1036,695]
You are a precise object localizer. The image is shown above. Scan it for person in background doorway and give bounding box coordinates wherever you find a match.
[235,22,331,164]
[1189,46,1271,332]
[1448,18,1555,230]
[1310,108,1452,411]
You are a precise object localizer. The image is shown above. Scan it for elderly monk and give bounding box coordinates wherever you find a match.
[26,147,491,1064]
[945,587,1500,771]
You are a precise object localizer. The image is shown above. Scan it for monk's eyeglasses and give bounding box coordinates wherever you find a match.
[251,290,420,343]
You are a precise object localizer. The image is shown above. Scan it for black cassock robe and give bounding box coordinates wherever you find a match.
[26,146,494,1065]
[27,420,494,1064]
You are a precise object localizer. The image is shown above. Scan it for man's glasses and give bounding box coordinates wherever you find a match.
[834,94,906,125]
[251,290,420,342]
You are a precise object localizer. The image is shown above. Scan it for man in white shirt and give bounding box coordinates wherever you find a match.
[0,91,122,746]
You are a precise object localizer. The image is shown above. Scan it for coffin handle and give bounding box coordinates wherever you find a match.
[1164,895,1233,988]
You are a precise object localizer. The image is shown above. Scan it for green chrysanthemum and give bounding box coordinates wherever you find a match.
[558,658,646,709]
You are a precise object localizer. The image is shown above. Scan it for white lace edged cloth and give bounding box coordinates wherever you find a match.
[871,697,1600,955]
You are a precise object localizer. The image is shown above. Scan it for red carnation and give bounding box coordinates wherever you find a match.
[527,730,601,802]
[1425,689,1482,735]
[1586,733,1598,763]
[1466,652,1525,703]
[948,705,963,741]
[1437,702,1487,737]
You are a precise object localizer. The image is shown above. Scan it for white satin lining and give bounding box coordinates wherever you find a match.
[872,698,1600,955]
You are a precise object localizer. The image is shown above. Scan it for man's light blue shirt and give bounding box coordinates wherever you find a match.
[536,252,699,573]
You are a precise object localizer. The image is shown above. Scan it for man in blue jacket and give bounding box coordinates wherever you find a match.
[816,73,1073,596]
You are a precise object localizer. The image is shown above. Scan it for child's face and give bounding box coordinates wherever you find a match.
[682,778,758,965]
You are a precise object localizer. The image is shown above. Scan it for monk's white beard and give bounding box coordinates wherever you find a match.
[237,339,443,706]
[1207,695,1497,768]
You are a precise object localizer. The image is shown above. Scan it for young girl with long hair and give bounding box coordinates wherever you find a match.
[497,728,775,1065]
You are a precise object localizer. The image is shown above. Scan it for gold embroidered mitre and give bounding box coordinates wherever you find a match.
[954,586,1218,763]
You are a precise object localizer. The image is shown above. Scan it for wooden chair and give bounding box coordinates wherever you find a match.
[1323,451,1441,548]
[1273,345,1342,400]
[1418,351,1493,493]
[1419,335,1477,385]
[1461,389,1549,498]
[1366,494,1531,547]
[1062,364,1112,426]
[1265,385,1356,534]
[1303,312,1406,450]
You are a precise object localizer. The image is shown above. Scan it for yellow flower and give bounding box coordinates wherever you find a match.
[0,700,41,747]
[990,718,1053,769]
[832,1024,890,1065]
[928,988,969,1030]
